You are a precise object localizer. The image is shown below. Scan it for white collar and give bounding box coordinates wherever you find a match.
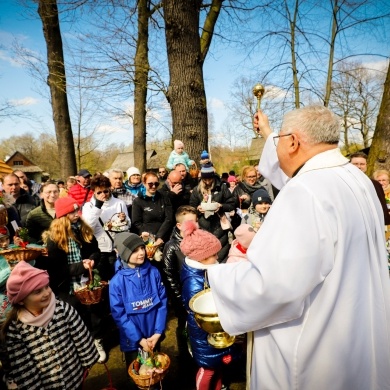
[297,148,349,177]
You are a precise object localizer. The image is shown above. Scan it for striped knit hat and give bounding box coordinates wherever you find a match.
[200,163,215,179]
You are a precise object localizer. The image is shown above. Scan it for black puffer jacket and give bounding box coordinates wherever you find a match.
[162,227,186,316]
[189,177,235,263]
[158,183,191,215]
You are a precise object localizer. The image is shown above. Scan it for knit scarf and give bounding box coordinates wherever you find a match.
[240,180,263,194]
[18,292,56,327]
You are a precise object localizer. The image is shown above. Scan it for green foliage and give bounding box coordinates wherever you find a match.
[340,143,365,157]
[17,228,29,242]
[89,269,102,290]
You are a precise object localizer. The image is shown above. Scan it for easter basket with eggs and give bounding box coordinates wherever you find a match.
[103,212,129,233]
[128,349,170,390]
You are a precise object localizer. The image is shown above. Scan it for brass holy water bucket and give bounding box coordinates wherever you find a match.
[189,289,235,348]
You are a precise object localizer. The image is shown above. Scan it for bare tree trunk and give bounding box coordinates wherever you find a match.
[133,0,150,173]
[367,64,390,176]
[285,0,300,108]
[38,0,77,178]
[324,0,338,107]
[163,0,222,160]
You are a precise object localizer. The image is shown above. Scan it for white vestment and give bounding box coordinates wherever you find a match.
[208,136,390,390]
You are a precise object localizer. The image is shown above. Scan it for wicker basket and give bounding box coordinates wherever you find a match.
[145,245,158,260]
[74,267,108,305]
[189,162,199,179]
[128,352,170,390]
[0,207,8,227]
[0,247,43,270]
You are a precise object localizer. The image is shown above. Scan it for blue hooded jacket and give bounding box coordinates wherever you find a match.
[109,258,168,352]
[181,260,241,368]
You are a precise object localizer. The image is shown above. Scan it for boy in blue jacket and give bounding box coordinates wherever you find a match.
[109,232,167,387]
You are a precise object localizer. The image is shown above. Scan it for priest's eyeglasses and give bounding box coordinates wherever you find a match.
[273,133,293,146]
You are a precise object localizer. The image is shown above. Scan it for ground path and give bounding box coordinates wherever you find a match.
[83,310,246,390]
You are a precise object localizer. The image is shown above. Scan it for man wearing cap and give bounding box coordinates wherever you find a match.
[68,169,93,208]
[189,163,235,263]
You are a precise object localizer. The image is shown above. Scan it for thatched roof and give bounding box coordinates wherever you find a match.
[0,160,13,177]
[110,148,172,172]
[15,165,43,173]
[247,136,266,164]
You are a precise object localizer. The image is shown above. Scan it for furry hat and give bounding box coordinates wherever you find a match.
[6,261,49,304]
[126,167,141,178]
[234,224,256,249]
[55,197,79,219]
[180,220,221,261]
[252,189,272,206]
[114,232,145,262]
[174,140,184,150]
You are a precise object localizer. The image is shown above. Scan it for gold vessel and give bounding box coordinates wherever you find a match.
[252,83,265,138]
[189,289,235,348]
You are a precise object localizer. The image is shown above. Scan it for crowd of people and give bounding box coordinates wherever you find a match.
[0,106,389,389]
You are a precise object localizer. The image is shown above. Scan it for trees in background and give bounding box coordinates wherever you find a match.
[225,0,390,170]
[367,62,390,176]
[3,0,390,173]
[0,132,125,179]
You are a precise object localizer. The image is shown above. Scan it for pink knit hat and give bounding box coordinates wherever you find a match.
[227,175,236,183]
[234,224,256,249]
[6,261,49,304]
[174,140,184,149]
[55,197,79,219]
[180,220,221,261]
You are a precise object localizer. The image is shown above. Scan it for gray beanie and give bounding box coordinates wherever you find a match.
[114,232,145,262]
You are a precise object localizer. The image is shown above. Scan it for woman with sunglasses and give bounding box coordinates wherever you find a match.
[132,172,173,255]
[82,174,130,281]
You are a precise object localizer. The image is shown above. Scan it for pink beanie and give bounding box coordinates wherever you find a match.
[227,175,236,183]
[180,220,221,261]
[55,197,79,219]
[174,140,184,149]
[234,224,256,249]
[7,261,49,304]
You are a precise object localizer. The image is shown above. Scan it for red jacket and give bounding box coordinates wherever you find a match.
[68,184,93,207]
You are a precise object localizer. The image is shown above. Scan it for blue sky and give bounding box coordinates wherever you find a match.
[0,1,389,148]
[0,1,236,146]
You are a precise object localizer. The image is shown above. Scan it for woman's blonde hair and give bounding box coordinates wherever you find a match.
[241,165,257,179]
[44,216,94,253]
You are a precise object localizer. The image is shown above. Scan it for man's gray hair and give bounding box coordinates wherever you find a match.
[109,168,124,178]
[283,105,340,145]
